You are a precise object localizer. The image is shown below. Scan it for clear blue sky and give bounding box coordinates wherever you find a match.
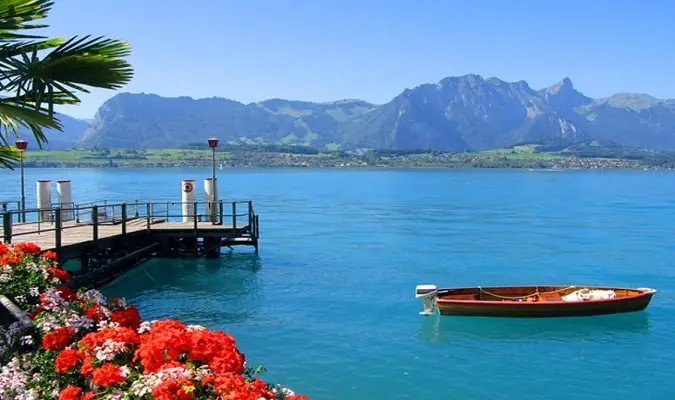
[44,0,675,119]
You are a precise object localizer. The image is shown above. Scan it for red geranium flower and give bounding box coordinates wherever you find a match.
[80,356,95,377]
[55,348,81,373]
[84,304,104,322]
[134,319,192,373]
[248,378,275,399]
[56,285,77,301]
[158,360,188,371]
[0,254,22,265]
[187,329,245,374]
[42,327,75,351]
[152,377,196,400]
[42,250,58,261]
[58,386,81,400]
[110,305,141,330]
[79,326,140,354]
[0,243,8,256]
[48,267,71,283]
[14,242,41,255]
[211,372,247,396]
[91,363,126,387]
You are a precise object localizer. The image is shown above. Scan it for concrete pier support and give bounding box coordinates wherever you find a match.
[56,180,73,222]
[181,179,196,222]
[36,180,51,222]
[204,178,217,223]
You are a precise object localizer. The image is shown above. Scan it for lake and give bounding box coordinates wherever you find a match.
[2,167,674,399]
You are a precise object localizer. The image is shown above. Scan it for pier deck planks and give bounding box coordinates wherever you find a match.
[3,220,250,251]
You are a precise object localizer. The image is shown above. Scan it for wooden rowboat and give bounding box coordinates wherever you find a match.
[415,284,657,318]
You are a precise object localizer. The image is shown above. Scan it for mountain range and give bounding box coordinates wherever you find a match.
[28,74,675,151]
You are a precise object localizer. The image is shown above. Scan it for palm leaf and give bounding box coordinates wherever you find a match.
[2,90,80,106]
[0,37,61,60]
[0,0,133,170]
[0,145,19,169]
[37,35,133,89]
[0,101,61,148]
[0,0,53,33]
[0,35,133,111]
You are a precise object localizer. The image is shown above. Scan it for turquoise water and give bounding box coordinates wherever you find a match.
[2,168,675,399]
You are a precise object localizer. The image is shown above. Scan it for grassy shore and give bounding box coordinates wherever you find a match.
[16,145,674,170]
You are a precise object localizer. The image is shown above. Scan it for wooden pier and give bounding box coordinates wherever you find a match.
[1,200,260,288]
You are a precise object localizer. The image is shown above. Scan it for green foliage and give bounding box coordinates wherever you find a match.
[182,142,321,155]
[20,142,675,170]
[0,0,132,168]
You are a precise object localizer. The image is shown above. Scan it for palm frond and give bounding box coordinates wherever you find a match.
[0,37,61,60]
[0,0,134,170]
[2,90,80,106]
[0,32,46,40]
[0,35,133,111]
[0,145,20,169]
[0,101,61,147]
[0,0,53,33]
[38,35,134,89]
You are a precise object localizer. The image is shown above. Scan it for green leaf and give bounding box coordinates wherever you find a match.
[2,90,81,106]
[0,145,19,169]
[0,101,61,148]
[0,35,133,111]
[36,35,134,89]
[0,0,133,169]
[0,37,61,60]
[0,0,53,33]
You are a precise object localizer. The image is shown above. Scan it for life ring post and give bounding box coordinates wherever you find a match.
[181,179,196,223]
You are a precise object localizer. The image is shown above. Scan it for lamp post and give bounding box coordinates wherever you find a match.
[207,137,219,222]
[15,139,27,223]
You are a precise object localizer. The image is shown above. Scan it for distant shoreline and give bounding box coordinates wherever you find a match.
[17,164,669,171]
[13,147,675,171]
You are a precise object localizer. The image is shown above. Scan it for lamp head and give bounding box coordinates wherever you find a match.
[15,139,27,150]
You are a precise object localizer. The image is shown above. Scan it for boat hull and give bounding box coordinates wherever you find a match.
[433,286,656,318]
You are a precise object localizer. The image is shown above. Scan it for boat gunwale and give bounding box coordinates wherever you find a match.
[435,285,656,306]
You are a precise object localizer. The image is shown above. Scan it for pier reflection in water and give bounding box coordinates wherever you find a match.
[418,311,651,344]
[102,253,263,326]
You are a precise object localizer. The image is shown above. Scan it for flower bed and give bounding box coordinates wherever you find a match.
[0,243,308,400]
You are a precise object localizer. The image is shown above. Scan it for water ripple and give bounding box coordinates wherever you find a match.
[4,168,674,399]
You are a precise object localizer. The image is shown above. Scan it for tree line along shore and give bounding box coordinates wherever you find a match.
[13,145,675,170]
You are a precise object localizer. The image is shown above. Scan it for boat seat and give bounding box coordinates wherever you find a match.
[447,294,478,301]
[538,292,562,301]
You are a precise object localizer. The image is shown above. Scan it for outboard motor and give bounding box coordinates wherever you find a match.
[415,284,439,315]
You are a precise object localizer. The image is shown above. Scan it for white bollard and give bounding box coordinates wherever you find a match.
[56,180,72,222]
[204,178,216,223]
[181,179,196,223]
[36,180,51,222]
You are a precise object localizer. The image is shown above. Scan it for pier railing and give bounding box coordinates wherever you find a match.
[0,201,20,213]
[0,200,259,253]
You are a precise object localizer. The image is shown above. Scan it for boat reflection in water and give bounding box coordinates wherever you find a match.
[417,311,651,344]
